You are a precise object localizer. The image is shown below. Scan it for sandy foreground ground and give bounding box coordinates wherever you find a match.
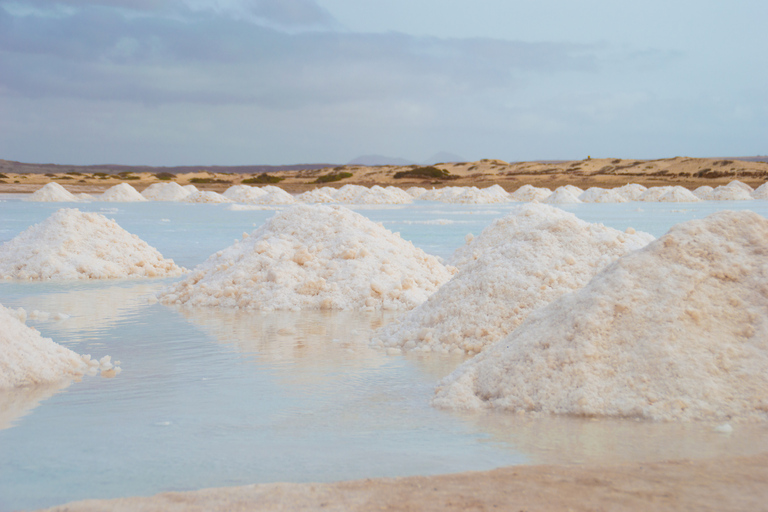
[39,451,768,511]
[3,156,768,194]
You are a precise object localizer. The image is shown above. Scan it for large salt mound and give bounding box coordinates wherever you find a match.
[0,209,184,280]
[443,186,510,204]
[510,185,552,202]
[638,186,673,202]
[579,188,627,203]
[100,183,148,202]
[712,183,753,201]
[141,182,191,201]
[693,186,714,200]
[222,185,267,203]
[26,183,79,202]
[433,210,768,422]
[0,303,87,388]
[295,187,337,203]
[752,183,768,199]
[250,186,296,205]
[159,204,454,311]
[372,204,653,355]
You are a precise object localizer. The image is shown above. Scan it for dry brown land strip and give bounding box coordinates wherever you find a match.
[2,157,768,194]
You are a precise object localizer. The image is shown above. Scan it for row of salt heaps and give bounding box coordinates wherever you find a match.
[4,202,768,422]
[24,180,768,204]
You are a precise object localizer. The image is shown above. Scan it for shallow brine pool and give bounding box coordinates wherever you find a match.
[2,197,768,511]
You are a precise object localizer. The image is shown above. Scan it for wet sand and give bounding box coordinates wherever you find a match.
[39,451,768,511]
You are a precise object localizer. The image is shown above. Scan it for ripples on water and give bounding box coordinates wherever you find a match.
[2,198,768,510]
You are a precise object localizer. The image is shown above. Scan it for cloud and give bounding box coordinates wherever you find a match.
[0,4,605,110]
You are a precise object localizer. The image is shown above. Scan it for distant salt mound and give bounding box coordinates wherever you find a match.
[76,193,95,202]
[349,185,413,205]
[182,185,199,194]
[406,187,428,199]
[544,187,582,204]
[434,211,768,421]
[712,183,753,201]
[443,185,510,204]
[26,183,79,202]
[141,182,191,201]
[752,183,768,199]
[579,188,627,203]
[0,303,118,388]
[295,187,337,204]
[614,183,647,201]
[249,186,296,205]
[182,191,233,204]
[373,204,653,355]
[658,186,700,202]
[100,183,147,202]
[159,205,453,311]
[222,185,267,203]
[638,186,673,202]
[0,209,184,280]
[510,185,551,202]
[693,186,714,200]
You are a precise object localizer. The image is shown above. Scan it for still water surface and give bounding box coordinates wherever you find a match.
[1,197,768,510]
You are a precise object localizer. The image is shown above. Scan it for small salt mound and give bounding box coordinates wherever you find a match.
[443,186,511,204]
[141,182,192,201]
[100,183,147,202]
[727,180,753,193]
[638,186,673,202]
[614,183,647,201]
[562,185,584,196]
[579,188,627,203]
[433,210,768,422]
[250,186,296,205]
[752,183,768,199]
[346,185,413,205]
[385,186,415,203]
[406,187,428,199]
[159,204,454,311]
[712,183,753,201]
[0,208,184,280]
[373,204,653,355]
[222,185,268,203]
[693,186,714,200]
[509,185,552,202]
[26,183,79,202]
[419,187,466,202]
[295,188,337,204]
[182,191,233,204]
[658,186,701,202]
[543,187,582,204]
[0,303,87,388]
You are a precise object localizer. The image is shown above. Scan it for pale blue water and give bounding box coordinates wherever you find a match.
[2,196,768,511]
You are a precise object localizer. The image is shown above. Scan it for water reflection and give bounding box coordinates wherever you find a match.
[16,282,164,343]
[0,381,73,431]
[175,308,398,387]
[450,410,768,465]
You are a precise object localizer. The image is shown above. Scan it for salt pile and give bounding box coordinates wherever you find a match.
[443,186,510,204]
[752,183,768,199]
[182,191,233,204]
[329,185,412,205]
[295,187,337,203]
[712,182,753,201]
[693,186,714,200]
[638,186,673,202]
[509,185,552,202]
[406,187,428,199]
[0,208,184,280]
[99,183,147,202]
[250,186,296,205]
[658,186,700,202]
[372,204,653,355]
[26,183,79,202]
[141,182,192,201]
[0,303,117,388]
[543,187,582,204]
[222,185,268,203]
[434,210,768,421]
[578,188,627,203]
[614,183,647,201]
[159,204,454,311]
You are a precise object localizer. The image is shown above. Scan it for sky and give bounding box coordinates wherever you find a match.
[0,0,765,165]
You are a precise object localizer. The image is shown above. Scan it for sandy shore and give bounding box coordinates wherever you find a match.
[3,156,768,194]
[39,451,768,511]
